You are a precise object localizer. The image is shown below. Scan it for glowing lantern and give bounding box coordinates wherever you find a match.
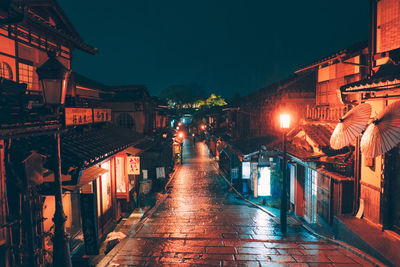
[280,114,290,129]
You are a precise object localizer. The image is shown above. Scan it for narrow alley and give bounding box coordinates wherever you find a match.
[98,140,376,266]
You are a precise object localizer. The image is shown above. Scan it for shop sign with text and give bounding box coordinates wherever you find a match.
[93,108,112,123]
[65,108,93,126]
[127,156,140,175]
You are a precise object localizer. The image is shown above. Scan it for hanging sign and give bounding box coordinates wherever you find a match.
[65,108,93,126]
[127,156,140,175]
[242,161,251,179]
[257,166,271,197]
[93,108,112,123]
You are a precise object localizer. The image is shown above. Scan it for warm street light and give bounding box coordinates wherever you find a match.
[279,113,290,234]
[280,114,290,129]
[37,51,70,105]
[178,131,184,139]
[37,51,72,267]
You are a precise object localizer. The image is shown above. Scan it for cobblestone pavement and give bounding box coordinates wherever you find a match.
[101,140,377,266]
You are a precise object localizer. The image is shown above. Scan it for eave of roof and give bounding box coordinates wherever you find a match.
[23,0,97,55]
[341,62,400,93]
[295,41,368,74]
[74,72,111,91]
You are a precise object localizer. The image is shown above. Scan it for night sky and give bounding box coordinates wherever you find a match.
[58,0,369,98]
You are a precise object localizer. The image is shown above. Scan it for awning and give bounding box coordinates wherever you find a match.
[31,127,144,174]
[124,146,143,156]
[123,137,156,156]
[63,165,108,191]
[341,62,400,93]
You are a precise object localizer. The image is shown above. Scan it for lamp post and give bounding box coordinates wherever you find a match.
[279,113,290,234]
[37,51,72,267]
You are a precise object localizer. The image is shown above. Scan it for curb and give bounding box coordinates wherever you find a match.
[211,160,388,267]
[96,165,182,267]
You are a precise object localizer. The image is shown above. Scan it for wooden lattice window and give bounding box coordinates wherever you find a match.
[18,62,34,90]
[0,62,13,80]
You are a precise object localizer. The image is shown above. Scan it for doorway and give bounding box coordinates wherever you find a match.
[295,164,305,217]
[385,146,400,234]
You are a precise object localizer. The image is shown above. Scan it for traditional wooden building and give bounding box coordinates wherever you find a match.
[341,0,400,235]
[288,42,369,224]
[227,71,316,142]
[0,1,97,265]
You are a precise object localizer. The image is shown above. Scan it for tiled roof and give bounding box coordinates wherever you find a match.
[231,135,276,155]
[341,62,400,92]
[267,124,337,161]
[302,124,334,148]
[268,138,321,161]
[31,127,144,173]
[74,72,111,91]
[61,128,143,171]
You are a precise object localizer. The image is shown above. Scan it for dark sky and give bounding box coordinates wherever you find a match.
[58,0,369,98]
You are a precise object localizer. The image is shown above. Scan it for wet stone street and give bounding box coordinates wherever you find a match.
[100,141,375,267]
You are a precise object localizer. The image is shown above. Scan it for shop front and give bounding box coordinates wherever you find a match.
[39,127,144,256]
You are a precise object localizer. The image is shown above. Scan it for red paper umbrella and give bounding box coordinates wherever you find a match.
[330,103,371,150]
[361,101,400,158]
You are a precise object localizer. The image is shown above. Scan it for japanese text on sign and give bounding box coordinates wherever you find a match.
[93,109,112,123]
[127,156,140,175]
[65,108,93,126]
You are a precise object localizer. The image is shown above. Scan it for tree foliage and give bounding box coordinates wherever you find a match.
[205,93,227,107]
[159,84,206,107]
[160,84,227,109]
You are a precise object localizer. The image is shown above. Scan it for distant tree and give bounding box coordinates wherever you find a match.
[160,84,206,107]
[205,93,227,107]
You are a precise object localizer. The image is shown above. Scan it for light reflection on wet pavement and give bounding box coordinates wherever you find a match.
[102,140,375,266]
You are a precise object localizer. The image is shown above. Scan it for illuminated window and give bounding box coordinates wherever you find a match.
[18,62,34,90]
[116,157,126,193]
[0,62,13,80]
[100,161,111,214]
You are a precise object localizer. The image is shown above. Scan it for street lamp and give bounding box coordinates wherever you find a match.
[37,51,72,267]
[279,113,290,234]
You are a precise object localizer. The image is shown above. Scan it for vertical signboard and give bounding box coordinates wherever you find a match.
[251,162,258,197]
[127,156,140,175]
[242,161,251,179]
[80,193,99,255]
[257,166,271,197]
